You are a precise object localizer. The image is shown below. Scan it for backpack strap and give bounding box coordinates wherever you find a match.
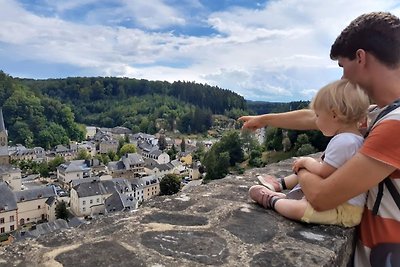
[364,99,400,216]
[384,178,400,210]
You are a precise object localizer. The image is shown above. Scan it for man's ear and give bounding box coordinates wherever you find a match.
[356,49,367,65]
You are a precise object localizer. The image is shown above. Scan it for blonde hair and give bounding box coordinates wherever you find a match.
[310,79,370,124]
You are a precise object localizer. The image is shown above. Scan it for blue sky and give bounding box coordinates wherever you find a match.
[1,0,400,102]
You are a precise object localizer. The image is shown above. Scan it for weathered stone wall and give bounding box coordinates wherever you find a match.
[0,155,356,267]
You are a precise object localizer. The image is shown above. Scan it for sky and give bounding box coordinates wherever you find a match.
[1,0,400,102]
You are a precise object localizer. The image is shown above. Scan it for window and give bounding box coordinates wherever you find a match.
[82,200,86,205]
[10,225,14,231]
[0,218,4,224]
[83,207,86,212]
[97,198,100,203]
[90,199,93,204]
[0,227,4,233]
[38,205,41,209]
[9,216,14,222]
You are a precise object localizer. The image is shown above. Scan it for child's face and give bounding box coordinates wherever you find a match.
[314,109,339,137]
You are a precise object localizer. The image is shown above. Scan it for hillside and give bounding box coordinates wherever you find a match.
[1,70,308,149]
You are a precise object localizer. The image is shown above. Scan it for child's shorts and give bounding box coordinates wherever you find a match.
[301,202,364,227]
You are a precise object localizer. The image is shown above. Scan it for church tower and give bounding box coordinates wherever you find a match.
[0,109,9,165]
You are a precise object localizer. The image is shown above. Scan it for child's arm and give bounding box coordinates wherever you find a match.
[293,157,336,178]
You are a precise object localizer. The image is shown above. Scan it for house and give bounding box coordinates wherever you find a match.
[9,146,46,163]
[107,153,145,179]
[178,151,193,166]
[0,165,22,191]
[70,180,116,217]
[45,196,57,222]
[110,126,132,140]
[85,126,97,139]
[132,133,157,145]
[131,175,160,201]
[169,159,188,176]
[0,182,17,235]
[105,192,138,213]
[15,186,57,226]
[189,161,202,180]
[77,141,97,157]
[57,160,92,188]
[48,144,77,161]
[98,139,118,154]
[93,129,118,154]
[144,158,173,178]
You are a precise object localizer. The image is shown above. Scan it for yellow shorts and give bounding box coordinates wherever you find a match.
[301,202,364,227]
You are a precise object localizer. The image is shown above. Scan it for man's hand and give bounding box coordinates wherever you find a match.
[237,115,263,131]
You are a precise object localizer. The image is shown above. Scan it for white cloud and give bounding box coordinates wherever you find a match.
[1,0,400,101]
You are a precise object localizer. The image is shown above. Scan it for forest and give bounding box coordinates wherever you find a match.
[0,70,321,152]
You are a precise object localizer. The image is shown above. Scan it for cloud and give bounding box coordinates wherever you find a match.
[1,0,400,102]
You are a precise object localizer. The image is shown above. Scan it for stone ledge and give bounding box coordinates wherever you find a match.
[0,155,355,267]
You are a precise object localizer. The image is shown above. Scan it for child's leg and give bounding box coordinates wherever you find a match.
[283,174,299,190]
[274,197,308,221]
[257,173,298,191]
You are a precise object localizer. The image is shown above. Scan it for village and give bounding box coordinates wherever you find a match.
[0,109,213,244]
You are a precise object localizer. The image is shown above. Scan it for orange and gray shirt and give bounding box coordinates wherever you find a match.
[354,107,400,267]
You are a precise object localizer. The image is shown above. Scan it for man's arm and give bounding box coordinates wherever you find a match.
[298,152,396,211]
[238,109,318,131]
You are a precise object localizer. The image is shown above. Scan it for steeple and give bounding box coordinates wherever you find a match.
[0,108,5,133]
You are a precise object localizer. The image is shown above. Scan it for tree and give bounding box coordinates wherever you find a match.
[107,150,118,161]
[119,143,136,156]
[193,142,205,161]
[296,143,317,156]
[167,144,177,160]
[55,201,69,220]
[294,133,310,152]
[218,131,244,166]
[249,150,263,167]
[203,144,231,180]
[180,137,186,152]
[75,149,90,160]
[158,134,167,151]
[160,174,181,195]
[48,156,65,172]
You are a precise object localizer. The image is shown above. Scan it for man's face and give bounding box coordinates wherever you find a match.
[337,56,359,83]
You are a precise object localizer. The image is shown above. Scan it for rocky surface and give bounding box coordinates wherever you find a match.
[0,155,355,267]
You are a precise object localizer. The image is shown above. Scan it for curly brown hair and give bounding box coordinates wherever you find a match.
[330,12,400,68]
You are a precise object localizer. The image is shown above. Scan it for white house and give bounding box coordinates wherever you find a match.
[70,180,116,217]
[131,175,160,201]
[57,160,92,188]
[15,186,57,226]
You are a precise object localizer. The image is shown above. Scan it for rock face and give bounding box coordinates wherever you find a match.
[0,155,356,267]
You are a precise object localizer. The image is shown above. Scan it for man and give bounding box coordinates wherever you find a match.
[239,12,400,267]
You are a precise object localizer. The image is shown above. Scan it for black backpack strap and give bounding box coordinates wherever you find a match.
[384,178,400,210]
[364,99,400,138]
[364,99,400,216]
[372,180,385,215]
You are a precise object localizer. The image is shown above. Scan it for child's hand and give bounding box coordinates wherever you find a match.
[292,157,311,173]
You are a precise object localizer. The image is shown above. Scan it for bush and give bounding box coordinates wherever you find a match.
[296,143,317,156]
[160,174,181,195]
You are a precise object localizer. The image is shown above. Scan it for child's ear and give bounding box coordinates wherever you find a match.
[331,109,337,119]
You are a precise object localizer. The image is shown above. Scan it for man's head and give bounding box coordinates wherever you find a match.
[330,12,400,69]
